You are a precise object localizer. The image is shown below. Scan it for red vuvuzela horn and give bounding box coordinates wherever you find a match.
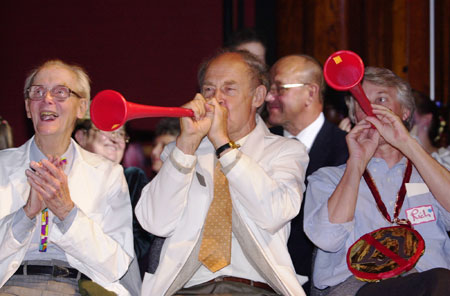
[90,90,194,131]
[323,50,374,117]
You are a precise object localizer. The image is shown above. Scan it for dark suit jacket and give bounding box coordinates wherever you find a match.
[270,120,349,289]
[125,167,166,276]
[124,167,155,278]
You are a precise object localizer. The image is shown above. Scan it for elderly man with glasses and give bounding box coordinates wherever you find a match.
[135,49,309,295]
[0,60,134,295]
[265,54,349,293]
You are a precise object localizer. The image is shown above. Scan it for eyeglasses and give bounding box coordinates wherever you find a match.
[91,127,130,144]
[269,83,309,96]
[27,85,82,101]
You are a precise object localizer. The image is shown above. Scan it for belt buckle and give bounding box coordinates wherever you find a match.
[52,265,70,278]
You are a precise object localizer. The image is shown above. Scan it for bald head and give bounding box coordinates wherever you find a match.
[266,54,325,134]
[272,55,325,102]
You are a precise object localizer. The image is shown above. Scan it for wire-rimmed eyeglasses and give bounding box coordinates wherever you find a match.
[91,127,130,144]
[269,83,309,96]
[27,85,82,102]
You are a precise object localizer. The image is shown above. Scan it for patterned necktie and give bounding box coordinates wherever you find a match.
[198,161,232,272]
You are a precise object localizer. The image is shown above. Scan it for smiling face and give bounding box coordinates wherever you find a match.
[201,52,264,140]
[265,56,323,134]
[83,126,127,164]
[266,57,310,127]
[25,65,87,143]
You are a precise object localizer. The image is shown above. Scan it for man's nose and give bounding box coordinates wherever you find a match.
[43,90,56,103]
[265,91,275,102]
[215,90,226,105]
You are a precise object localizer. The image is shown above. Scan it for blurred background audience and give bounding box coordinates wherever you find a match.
[0,116,13,150]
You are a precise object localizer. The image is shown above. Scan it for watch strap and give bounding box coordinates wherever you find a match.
[215,141,240,158]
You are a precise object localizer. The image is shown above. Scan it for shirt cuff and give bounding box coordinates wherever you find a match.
[219,148,241,174]
[12,208,36,243]
[169,146,197,174]
[54,206,78,234]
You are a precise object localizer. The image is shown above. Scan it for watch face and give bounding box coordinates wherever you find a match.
[229,141,240,149]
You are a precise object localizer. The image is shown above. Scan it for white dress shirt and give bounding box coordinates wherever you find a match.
[284,113,325,153]
[185,134,267,287]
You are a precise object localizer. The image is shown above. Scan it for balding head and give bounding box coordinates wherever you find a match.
[266,54,325,134]
[272,55,325,102]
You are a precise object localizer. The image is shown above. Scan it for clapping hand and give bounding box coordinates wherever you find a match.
[25,156,73,220]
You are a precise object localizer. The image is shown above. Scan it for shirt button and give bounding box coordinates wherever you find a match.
[11,262,19,269]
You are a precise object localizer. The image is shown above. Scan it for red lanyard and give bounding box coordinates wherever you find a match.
[363,159,412,227]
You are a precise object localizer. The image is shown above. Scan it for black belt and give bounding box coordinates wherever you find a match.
[206,276,276,293]
[14,264,90,280]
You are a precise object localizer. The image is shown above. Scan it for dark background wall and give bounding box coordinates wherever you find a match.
[1,0,449,148]
[1,0,224,146]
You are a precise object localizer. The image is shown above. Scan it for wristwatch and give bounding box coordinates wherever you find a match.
[215,141,240,158]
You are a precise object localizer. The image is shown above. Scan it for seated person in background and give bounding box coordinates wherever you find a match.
[410,90,450,170]
[74,119,150,281]
[0,116,13,150]
[226,27,267,63]
[150,117,180,174]
[139,117,181,276]
[304,66,450,296]
[0,60,133,295]
[135,49,309,296]
[411,90,444,154]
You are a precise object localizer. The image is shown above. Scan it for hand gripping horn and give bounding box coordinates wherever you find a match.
[90,90,194,131]
[323,50,374,116]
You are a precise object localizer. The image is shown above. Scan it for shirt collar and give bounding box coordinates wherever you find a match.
[367,156,408,175]
[30,138,75,175]
[284,112,325,152]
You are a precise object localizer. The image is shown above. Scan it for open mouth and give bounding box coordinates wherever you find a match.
[40,111,59,121]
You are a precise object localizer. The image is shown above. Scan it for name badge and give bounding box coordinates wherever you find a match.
[405,205,436,225]
[405,183,429,197]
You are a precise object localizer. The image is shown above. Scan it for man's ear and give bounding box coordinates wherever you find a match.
[252,85,267,108]
[74,129,87,146]
[25,99,32,118]
[77,98,89,119]
[305,83,319,106]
